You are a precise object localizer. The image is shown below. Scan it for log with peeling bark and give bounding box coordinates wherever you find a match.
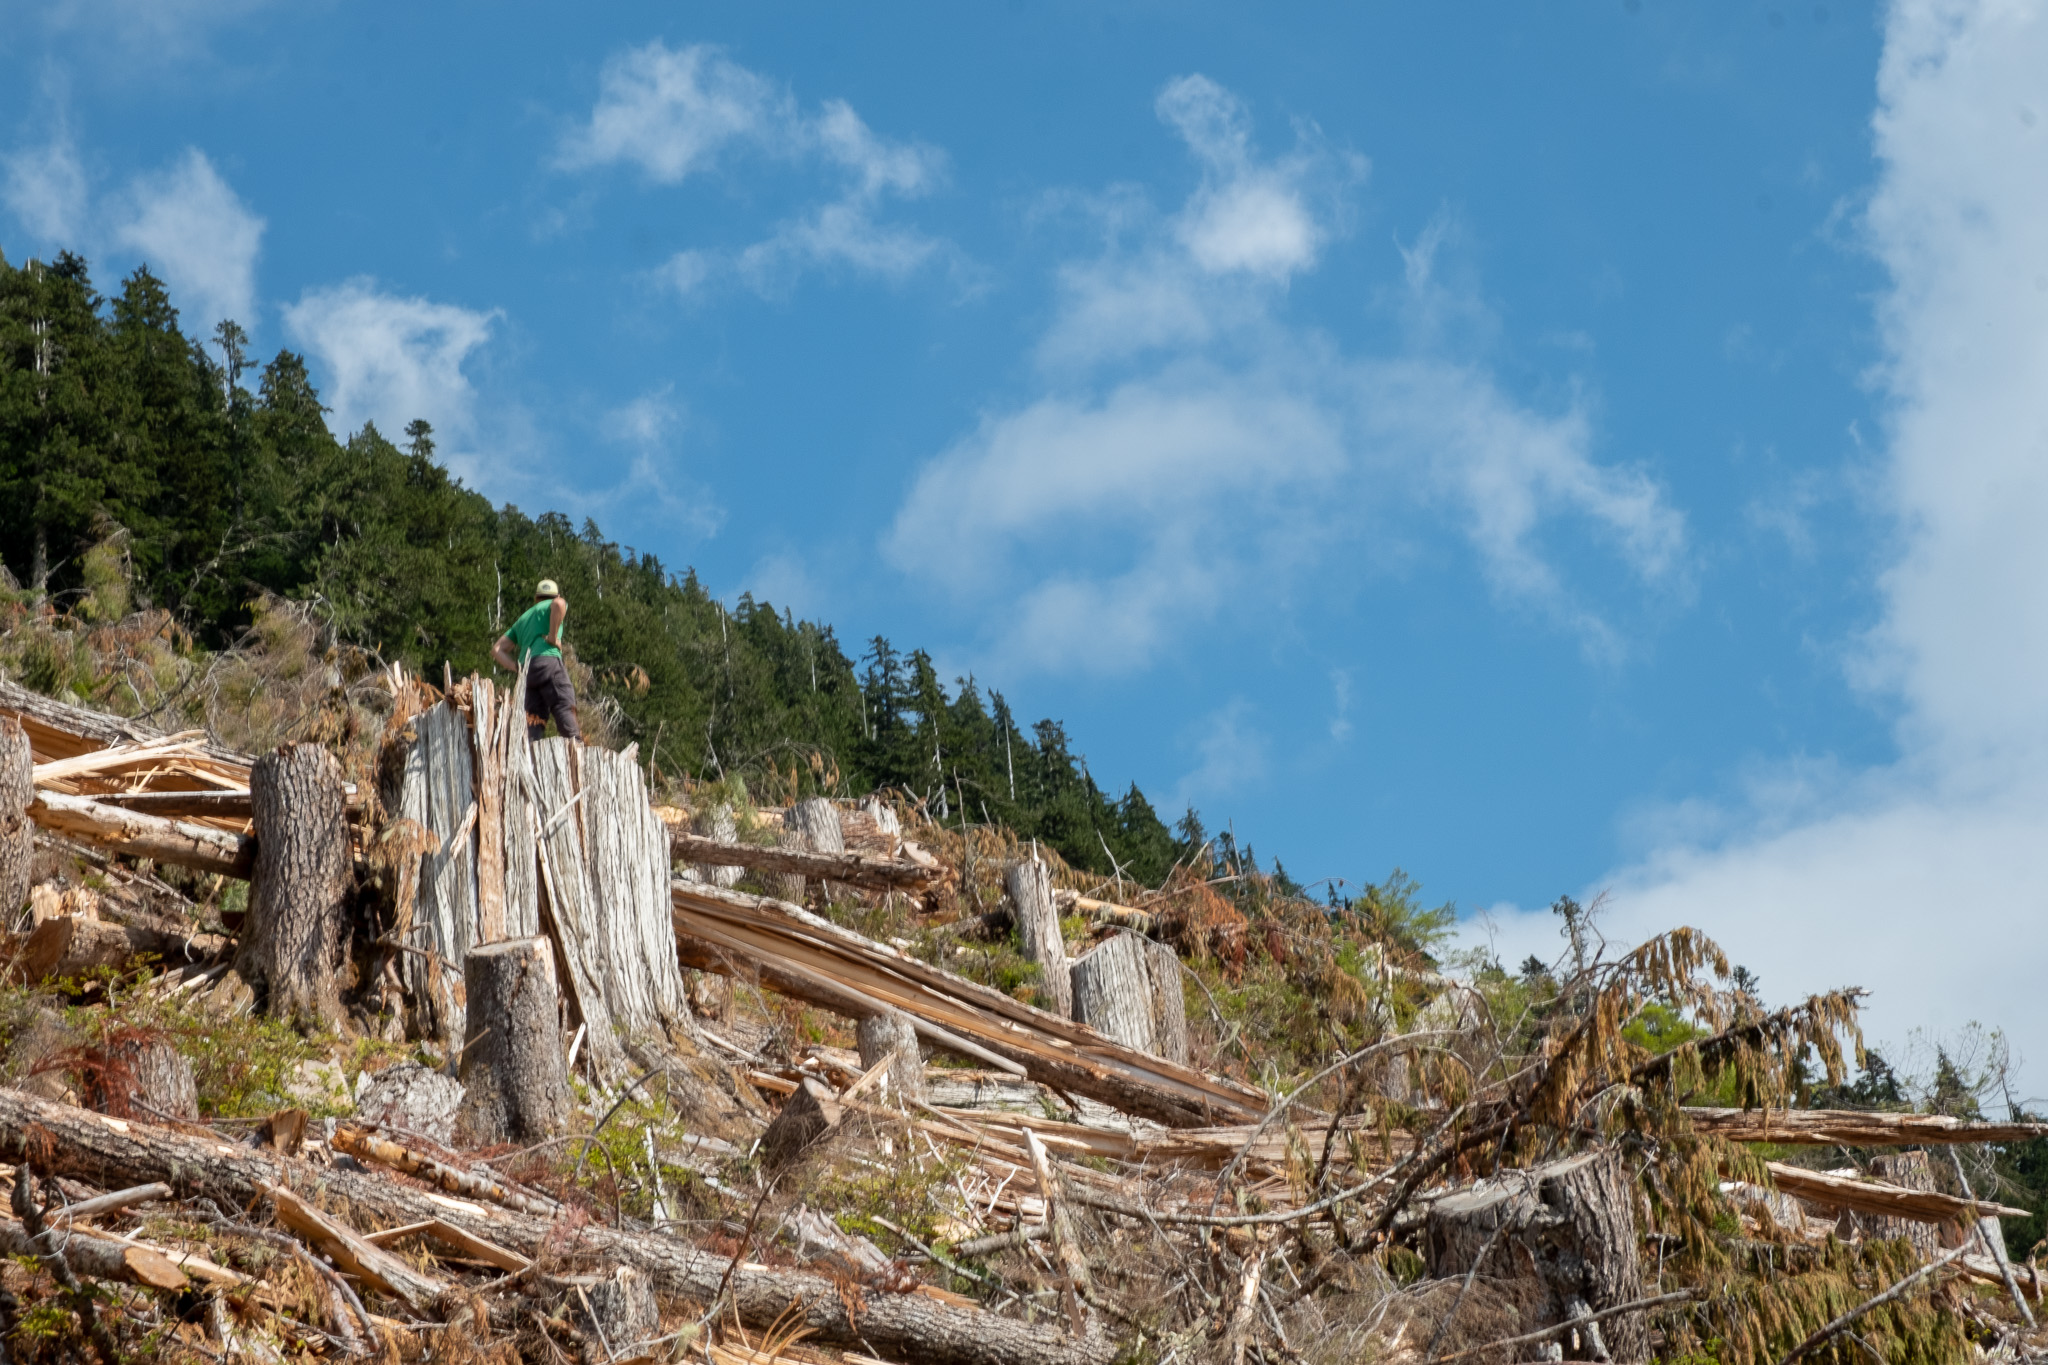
[1764,1160,2028,1224]
[671,879,1269,1128]
[8,914,228,985]
[0,1087,1111,1365]
[667,830,945,893]
[1685,1107,2048,1145]
[0,1215,191,1289]
[0,718,32,916]
[330,1124,558,1218]
[240,743,352,1026]
[27,791,253,878]
[1054,890,1156,933]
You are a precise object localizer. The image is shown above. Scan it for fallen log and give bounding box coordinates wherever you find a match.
[1687,1107,2048,1145]
[1764,1161,2029,1224]
[9,914,228,984]
[1054,890,1156,933]
[0,1087,1112,1365]
[329,1124,559,1218]
[92,791,254,821]
[668,830,944,892]
[672,880,1270,1128]
[28,790,253,878]
[261,1179,449,1312]
[0,1215,191,1290]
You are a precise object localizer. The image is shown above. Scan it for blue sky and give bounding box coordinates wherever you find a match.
[6,1,2047,1074]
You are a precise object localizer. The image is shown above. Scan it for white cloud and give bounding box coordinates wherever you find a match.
[1477,0,2048,1061]
[282,279,497,462]
[887,78,1681,676]
[1173,700,1271,811]
[112,148,263,331]
[560,41,951,296]
[2,131,87,245]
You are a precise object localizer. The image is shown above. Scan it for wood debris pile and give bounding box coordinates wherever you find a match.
[0,673,2044,1365]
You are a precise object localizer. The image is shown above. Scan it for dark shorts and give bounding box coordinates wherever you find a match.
[525,655,581,739]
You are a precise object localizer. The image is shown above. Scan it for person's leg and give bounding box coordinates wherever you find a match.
[549,661,582,741]
[525,658,557,741]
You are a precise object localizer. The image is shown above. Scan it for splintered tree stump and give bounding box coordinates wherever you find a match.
[456,937,572,1144]
[575,1264,659,1356]
[238,743,352,1026]
[1144,938,1191,1066]
[0,718,30,918]
[87,1032,199,1123]
[857,1010,927,1104]
[1005,857,1070,1019]
[1424,1149,1647,1362]
[761,1077,843,1176]
[780,797,846,903]
[1070,933,1157,1052]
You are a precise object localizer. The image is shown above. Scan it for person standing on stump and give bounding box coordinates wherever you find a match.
[492,579,582,742]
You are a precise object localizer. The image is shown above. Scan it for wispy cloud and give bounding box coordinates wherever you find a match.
[1,126,86,244]
[558,41,953,296]
[1477,0,2048,1059]
[113,148,264,333]
[887,75,1682,677]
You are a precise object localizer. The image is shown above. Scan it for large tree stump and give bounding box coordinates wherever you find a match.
[1070,933,1156,1052]
[1424,1149,1647,1362]
[574,1265,659,1357]
[693,801,743,889]
[779,797,846,903]
[857,1010,927,1104]
[456,937,572,1144]
[1005,857,1070,1018]
[238,743,351,1027]
[0,718,30,918]
[1144,939,1191,1066]
[86,1032,198,1123]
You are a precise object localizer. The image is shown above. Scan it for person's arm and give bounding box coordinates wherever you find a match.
[491,634,518,671]
[547,597,568,648]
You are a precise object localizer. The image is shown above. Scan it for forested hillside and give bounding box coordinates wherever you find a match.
[0,250,1202,881]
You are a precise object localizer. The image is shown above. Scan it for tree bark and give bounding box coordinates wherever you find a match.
[455,937,572,1145]
[1144,939,1190,1067]
[761,1076,844,1176]
[1069,933,1155,1054]
[0,1086,1112,1365]
[1006,857,1070,1019]
[28,791,253,878]
[1860,1151,1944,1258]
[1424,1149,1647,1362]
[85,1032,198,1123]
[238,743,350,1027]
[574,1265,659,1356]
[857,1010,928,1104]
[0,718,32,917]
[788,796,846,902]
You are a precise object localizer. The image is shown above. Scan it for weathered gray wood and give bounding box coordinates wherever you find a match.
[857,1010,927,1104]
[85,1031,198,1122]
[1424,1149,1647,1362]
[1864,1150,1943,1259]
[355,1062,466,1146]
[501,667,541,939]
[1006,857,1069,1018]
[1144,938,1191,1067]
[399,702,478,1054]
[456,936,572,1144]
[28,791,252,878]
[0,718,32,917]
[1069,932,1155,1053]
[761,1076,843,1175]
[528,738,627,1083]
[693,801,743,888]
[786,796,845,902]
[473,676,508,943]
[575,1264,659,1356]
[239,743,351,1027]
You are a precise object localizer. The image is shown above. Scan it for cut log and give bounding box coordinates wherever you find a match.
[46,1182,173,1226]
[85,1031,198,1123]
[668,831,943,893]
[456,937,572,1145]
[0,718,31,916]
[1145,939,1190,1067]
[1763,1159,2023,1227]
[354,1062,466,1146]
[0,1086,1112,1365]
[9,914,227,985]
[857,1010,927,1105]
[671,879,1270,1128]
[1007,857,1070,1018]
[1686,1107,2048,1145]
[0,1215,190,1289]
[1424,1149,1648,1362]
[575,1265,659,1357]
[761,1076,844,1176]
[1069,933,1156,1054]
[238,743,351,1026]
[27,790,252,878]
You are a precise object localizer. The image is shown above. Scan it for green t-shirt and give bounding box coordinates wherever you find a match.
[507,599,562,661]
